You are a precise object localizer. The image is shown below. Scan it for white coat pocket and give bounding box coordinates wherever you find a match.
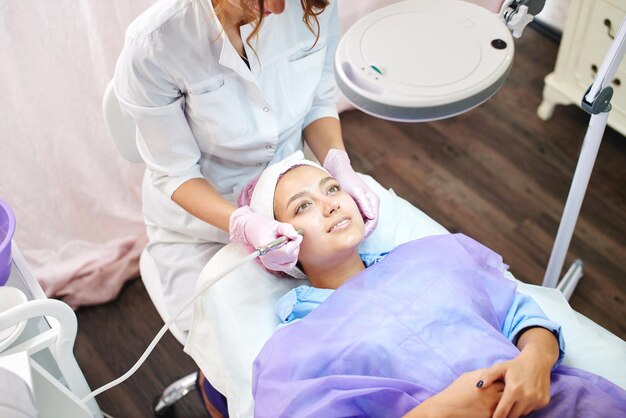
[186,77,249,152]
[280,45,327,120]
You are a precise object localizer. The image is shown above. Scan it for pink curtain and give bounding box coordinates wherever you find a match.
[0,0,154,307]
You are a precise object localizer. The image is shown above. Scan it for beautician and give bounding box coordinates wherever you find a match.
[113,0,379,332]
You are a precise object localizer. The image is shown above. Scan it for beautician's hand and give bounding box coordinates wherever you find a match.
[403,369,503,418]
[229,206,303,272]
[478,347,552,418]
[323,149,379,238]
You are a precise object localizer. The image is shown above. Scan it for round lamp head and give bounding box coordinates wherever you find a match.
[335,0,514,122]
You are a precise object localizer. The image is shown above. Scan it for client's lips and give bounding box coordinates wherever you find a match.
[328,216,351,233]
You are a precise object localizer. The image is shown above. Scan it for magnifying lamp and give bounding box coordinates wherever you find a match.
[334,0,541,122]
[335,0,625,300]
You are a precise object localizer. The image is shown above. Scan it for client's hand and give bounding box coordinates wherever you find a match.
[403,370,503,418]
[229,206,303,272]
[323,149,379,238]
[478,347,552,418]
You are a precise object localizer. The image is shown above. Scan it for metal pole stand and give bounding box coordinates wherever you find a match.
[542,17,626,298]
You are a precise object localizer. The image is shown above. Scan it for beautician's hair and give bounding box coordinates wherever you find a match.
[213,0,330,53]
[297,0,330,47]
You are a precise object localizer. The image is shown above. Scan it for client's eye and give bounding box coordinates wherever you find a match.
[295,201,311,214]
[327,184,340,194]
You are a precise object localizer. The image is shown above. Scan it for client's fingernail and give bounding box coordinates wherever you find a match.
[476,380,484,388]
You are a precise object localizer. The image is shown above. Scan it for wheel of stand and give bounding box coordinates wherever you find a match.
[153,396,175,418]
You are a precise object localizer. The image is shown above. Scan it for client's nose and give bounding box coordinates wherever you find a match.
[326,199,340,215]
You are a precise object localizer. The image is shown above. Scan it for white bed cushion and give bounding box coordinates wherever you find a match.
[514,280,626,389]
[185,175,625,418]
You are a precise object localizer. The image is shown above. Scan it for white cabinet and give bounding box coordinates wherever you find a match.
[538,0,626,137]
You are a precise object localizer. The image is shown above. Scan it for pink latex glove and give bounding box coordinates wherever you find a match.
[323,149,380,238]
[229,206,303,272]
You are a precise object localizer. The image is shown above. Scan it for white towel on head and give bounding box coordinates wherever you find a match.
[249,151,329,219]
[248,151,329,279]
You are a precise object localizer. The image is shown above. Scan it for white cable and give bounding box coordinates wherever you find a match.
[82,249,261,402]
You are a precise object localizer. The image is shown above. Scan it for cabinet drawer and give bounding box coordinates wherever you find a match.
[574,46,626,116]
[583,0,626,55]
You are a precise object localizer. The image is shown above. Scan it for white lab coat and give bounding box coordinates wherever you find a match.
[114,0,340,243]
[113,0,339,329]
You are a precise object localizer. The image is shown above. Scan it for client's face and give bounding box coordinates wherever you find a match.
[274,165,365,269]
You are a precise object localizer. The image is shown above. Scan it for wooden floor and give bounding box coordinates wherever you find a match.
[75,26,625,418]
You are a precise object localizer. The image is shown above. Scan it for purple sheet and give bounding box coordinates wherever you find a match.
[252,234,626,417]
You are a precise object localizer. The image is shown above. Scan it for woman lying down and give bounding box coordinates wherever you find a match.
[242,152,626,418]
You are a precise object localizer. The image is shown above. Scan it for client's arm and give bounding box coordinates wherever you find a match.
[402,370,503,418]
[479,325,560,418]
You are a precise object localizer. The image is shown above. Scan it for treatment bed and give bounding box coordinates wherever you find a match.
[184,174,626,417]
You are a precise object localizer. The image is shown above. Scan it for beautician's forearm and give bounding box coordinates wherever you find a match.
[516,327,560,368]
[171,178,236,232]
[303,116,345,163]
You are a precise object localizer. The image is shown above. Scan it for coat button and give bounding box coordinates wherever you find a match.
[263,106,270,112]
[266,145,273,149]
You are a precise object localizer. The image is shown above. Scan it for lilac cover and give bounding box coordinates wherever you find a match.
[0,199,16,286]
[252,234,626,417]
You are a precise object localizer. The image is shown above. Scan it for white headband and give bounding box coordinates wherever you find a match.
[249,151,329,279]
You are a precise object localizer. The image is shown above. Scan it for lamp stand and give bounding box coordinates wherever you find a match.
[542,17,626,298]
